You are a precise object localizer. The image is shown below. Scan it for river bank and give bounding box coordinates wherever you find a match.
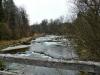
[0,33,45,70]
[0,33,44,50]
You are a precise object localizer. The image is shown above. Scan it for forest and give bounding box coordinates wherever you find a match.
[0,0,30,40]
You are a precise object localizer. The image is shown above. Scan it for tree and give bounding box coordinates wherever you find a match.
[40,19,48,33]
[0,0,4,22]
[0,0,30,40]
[72,0,100,60]
[3,0,18,38]
[0,23,11,39]
[19,7,30,37]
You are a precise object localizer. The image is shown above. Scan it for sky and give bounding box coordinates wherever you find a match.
[14,0,76,25]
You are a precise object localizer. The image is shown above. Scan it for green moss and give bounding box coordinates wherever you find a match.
[80,71,89,75]
[0,60,5,70]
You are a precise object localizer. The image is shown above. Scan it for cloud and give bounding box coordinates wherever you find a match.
[14,0,75,24]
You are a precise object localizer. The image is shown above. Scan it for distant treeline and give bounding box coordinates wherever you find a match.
[31,19,75,35]
[0,0,30,40]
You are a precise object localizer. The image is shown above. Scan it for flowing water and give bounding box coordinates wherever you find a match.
[6,35,79,75]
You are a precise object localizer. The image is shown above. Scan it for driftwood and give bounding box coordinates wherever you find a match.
[0,45,30,53]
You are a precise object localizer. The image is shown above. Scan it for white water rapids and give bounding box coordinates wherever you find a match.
[6,35,79,75]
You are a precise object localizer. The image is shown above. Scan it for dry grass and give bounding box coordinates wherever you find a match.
[0,33,44,50]
[0,37,32,50]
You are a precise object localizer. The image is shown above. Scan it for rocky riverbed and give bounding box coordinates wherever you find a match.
[4,35,79,75]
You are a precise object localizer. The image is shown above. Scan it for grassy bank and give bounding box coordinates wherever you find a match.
[75,46,100,75]
[0,33,44,50]
[0,37,32,50]
[76,46,100,62]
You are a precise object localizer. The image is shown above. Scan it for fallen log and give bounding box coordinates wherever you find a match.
[0,45,30,53]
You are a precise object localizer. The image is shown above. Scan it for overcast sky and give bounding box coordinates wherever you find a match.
[14,0,76,25]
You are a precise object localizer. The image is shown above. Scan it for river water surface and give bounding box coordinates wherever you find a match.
[6,35,79,75]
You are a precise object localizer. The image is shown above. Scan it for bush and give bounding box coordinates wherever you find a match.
[0,23,12,40]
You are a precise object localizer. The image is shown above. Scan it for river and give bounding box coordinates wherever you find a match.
[6,35,79,75]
